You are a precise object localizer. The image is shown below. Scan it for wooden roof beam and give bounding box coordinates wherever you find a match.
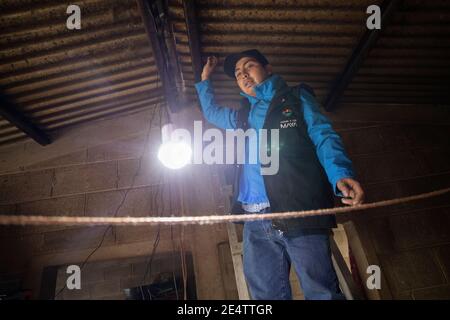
[0,92,51,146]
[323,0,403,111]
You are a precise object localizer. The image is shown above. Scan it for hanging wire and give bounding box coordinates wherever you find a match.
[54,77,161,299]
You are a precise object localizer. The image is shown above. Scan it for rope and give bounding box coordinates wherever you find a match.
[0,187,449,226]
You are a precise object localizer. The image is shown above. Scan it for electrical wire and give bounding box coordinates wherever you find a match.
[54,79,161,299]
[141,89,168,297]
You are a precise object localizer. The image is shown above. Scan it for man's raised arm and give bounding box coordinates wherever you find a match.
[195,56,237,130]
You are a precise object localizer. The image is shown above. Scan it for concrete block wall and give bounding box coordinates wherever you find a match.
[334,118,450,300]
[0,108,231,300]
[0,135,176,264]
[55,254,189,300]
[1,104,449,300]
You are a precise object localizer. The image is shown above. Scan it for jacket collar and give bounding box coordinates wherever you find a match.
[239,74,288,105]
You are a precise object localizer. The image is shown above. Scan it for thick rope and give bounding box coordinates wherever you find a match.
[0,187,449,226]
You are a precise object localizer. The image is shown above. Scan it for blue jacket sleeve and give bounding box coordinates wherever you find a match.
[194,79,237,129]
[300,89,356,197]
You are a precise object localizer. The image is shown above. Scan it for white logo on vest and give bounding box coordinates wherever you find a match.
[280,119,298,129]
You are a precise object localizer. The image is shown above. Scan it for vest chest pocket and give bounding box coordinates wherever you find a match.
[272,104,315,158]
[277,103,302,128]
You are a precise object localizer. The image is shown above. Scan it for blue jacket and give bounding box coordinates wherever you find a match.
[195,74,355,204]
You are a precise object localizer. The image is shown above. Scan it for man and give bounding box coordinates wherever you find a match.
[195,49,365,300]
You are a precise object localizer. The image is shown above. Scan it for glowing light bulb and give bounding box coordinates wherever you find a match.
[157,123,192,169]
[158,141,192,169]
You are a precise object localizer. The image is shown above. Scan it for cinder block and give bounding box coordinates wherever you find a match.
[388,208,450,250]
[332,121,381,131]
[80,268,106,285]
[210,169,226,209]
[418,148,450,175]
[86,186,166,218]
[84,259,128,270]
[131,255,176,280]
[366,172,450,214]
[85,190,125,217]
[87,135,145,162]
[339,126,384,155]
[114,226,161,244]
[120,277,144,290]
[348,158,366,183]
[0,234,44,273]
[53,162,117,196]
[380,249,446,292]
[392,175,449,212]
[0,205,18,237]
[0,169,53,204]
[377,125,411,153]
[403,125,450,149]
[0,204,16,215]
[392,290,412,300]
[131,261,151,278]
[354,151,427,184]
[17,194,85,217]
[434,245,450,280]
[103,264,132,280]
[117,224,188,245]
[41,226,115,252]
[367,217,396,254]
[89,280,122,298]
[0,226,22,239]
[117,156,166,189]
[412,285,450,300]
[60,286,92,300]
[360,183,404,214]
[25,150,87,171]
[96,293,126,300]
[15,194,85,234]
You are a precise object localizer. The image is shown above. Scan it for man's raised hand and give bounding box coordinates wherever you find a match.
[201,56,218,81]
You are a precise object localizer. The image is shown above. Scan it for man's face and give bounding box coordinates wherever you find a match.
[234,57,271,97]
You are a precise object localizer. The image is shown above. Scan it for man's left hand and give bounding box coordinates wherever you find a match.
[336,178,365,206]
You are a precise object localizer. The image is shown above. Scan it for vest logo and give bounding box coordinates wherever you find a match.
[280,119,298,129]
[281,107,293,117]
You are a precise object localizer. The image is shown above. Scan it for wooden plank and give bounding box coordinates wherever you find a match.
[330,236,365,300]
[217,241,239,300]
[226,223,250,300]
[343,220,393,299]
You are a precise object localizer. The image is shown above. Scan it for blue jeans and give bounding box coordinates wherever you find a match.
[242,210,345,300]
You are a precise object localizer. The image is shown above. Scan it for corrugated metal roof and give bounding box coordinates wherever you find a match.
[0,0,164,146]
[169,0,384,106]
[1,0,449,146]
[345,0,450,104]
[168,0,449,108]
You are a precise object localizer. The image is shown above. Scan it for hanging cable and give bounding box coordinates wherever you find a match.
[54,79,161,299]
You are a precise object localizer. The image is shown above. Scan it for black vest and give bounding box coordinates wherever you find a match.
[230,84,337,232]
